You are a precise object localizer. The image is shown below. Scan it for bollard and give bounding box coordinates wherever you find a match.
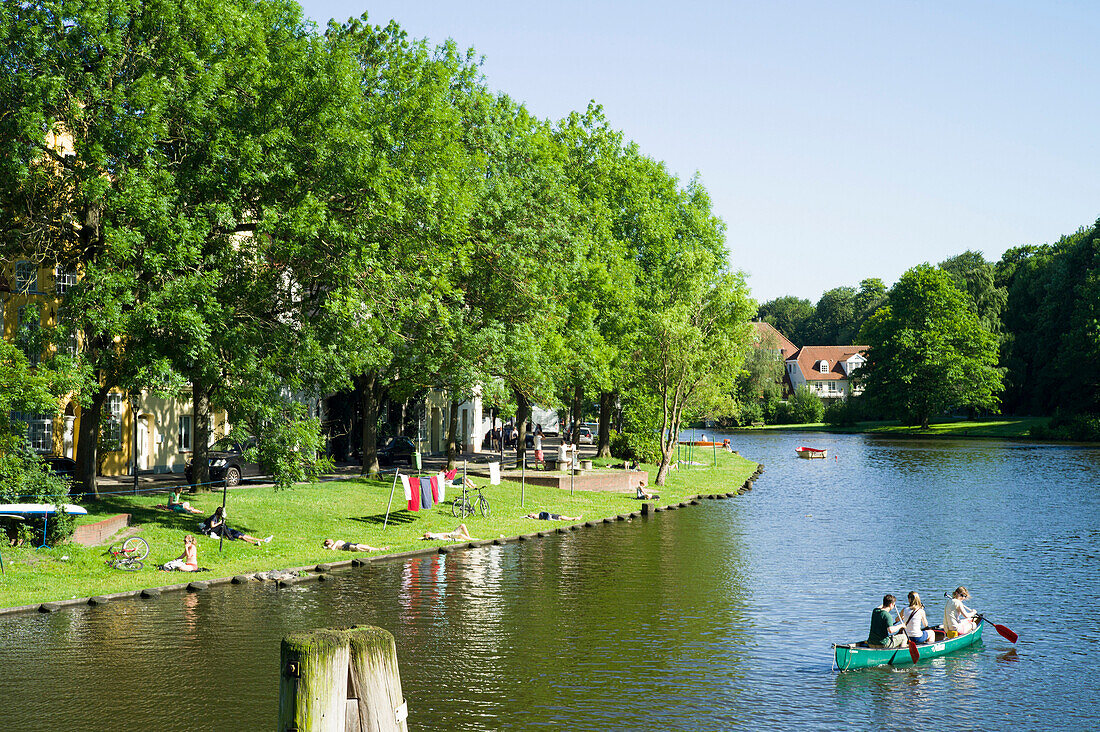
[641,502,651,515]
[348,626,408,732]
[279,626,407,732]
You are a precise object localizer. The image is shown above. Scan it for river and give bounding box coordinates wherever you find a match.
[0,432,1097,730]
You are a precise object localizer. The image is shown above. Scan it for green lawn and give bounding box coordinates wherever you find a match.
[735,417,1049,439]
[0,451,758,609]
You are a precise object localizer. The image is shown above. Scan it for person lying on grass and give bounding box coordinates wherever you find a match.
[200,506,272,545]
[525,511,582,521]
[421,524,474,542]
[322,539,390,552]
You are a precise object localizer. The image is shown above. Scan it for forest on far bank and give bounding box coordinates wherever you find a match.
[749,220,1100,440]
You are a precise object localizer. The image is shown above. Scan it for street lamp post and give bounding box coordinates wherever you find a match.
[128,391,140,495]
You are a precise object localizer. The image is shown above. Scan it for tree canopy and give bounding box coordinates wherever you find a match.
[858,264,1003,428]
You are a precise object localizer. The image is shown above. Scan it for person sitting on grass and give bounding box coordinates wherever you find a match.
[200,506,272,545]
[636,482,659,500]
[322,538,390,552]
[159,535,199,572]
[167,490,203,515]
[421,524,474,542]
[525,511,582,521]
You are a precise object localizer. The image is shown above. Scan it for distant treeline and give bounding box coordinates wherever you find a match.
[758,220,1100,421]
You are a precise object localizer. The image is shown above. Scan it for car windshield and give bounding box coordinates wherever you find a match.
[210,438,239,453]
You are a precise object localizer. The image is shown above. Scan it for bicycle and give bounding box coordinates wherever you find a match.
[451,480,490,518]
[105,537,149,571]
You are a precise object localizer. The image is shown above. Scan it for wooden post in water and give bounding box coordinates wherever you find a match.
[278,626,407,732]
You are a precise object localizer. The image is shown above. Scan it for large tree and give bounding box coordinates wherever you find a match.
[858,264,1003,428]
[758,295,813,346]
[939,250,1006,335]
[630,180,755,485]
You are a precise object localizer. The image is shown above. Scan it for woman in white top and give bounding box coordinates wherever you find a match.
[944,586,978,637]
[901,591,934,644]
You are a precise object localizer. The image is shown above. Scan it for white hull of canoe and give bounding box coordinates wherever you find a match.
[0,503,88,516]
[796,448,827,459]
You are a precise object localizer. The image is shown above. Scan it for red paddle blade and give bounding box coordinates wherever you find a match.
[908,638,920,663]
[991,621,1018,643]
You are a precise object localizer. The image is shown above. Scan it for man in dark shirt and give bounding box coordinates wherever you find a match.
[868,594,906,648]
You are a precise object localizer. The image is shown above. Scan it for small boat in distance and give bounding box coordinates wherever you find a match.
[796,446,827,459]
[834,619,985,670]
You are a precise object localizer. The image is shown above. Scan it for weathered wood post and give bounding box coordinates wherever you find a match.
[348,626,407,732]
[278,626,407,732]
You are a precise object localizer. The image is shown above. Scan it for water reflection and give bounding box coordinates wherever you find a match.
[0,434,1098,730]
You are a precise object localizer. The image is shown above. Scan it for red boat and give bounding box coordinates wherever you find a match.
[796,446,827,459]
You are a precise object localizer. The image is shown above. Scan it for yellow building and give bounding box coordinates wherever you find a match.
[1,260,228,476]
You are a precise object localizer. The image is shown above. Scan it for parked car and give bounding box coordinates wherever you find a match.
[377,436,416,467]
[576,426,594,444]
[185,437,263,487]
[41,456,77,478]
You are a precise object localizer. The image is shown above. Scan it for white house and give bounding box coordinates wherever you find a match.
[785,345,867,403]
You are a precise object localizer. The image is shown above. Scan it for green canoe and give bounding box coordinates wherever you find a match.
[833,618,984,670]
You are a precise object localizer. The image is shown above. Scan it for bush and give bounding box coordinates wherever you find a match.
[774,386,824,425]
[0,441,74,542]
[609,430,661,464]
[1029,414,1100,441]
[824,396,868,426]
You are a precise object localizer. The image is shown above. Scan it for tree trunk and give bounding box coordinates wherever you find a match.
[445,396,461,470]
[74,383,110,498]
[570,382,583,447]
[655,426,675,486]
[191,380,213,491]
[596,390,613,457]
[358,372,384,478]
[513,387,529,466]
[655,411,683,487]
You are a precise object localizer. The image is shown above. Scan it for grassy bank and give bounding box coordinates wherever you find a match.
[735,417,1050,439]
[0,452,758,610]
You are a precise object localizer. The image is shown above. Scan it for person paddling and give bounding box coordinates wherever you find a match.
[944,586,978,638]
[867,594,907,648]
[901,591,934,644]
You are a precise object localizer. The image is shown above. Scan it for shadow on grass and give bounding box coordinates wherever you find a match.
[349,512,416,525]
[79,498,217,540]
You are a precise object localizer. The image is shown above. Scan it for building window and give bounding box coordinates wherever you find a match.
[14,261,37,293]
[819,360,829,373]
[17,305,40,366]
[179,415,192,452]
[55,267,77,295]
[14,412,52,452]
[105,393,123,451]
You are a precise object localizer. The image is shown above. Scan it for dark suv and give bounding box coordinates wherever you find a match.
[185,437,264,487]
[377,436,416,467]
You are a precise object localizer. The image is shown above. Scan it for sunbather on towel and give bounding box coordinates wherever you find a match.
[166,490,203,515]
[525,511,582,521]
[322,539,389,552]
[421,524,474,542]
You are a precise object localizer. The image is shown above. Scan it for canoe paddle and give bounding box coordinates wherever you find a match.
[980,614,1018,644]
[897,611,921,663]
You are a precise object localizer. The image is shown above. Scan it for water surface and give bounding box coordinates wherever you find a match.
[0,432,1096,730]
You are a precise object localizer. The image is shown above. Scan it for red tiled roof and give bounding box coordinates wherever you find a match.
[787,345,867,381]
[751,321,798,359]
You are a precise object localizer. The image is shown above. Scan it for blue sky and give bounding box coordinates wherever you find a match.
[297,0,1100,303]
